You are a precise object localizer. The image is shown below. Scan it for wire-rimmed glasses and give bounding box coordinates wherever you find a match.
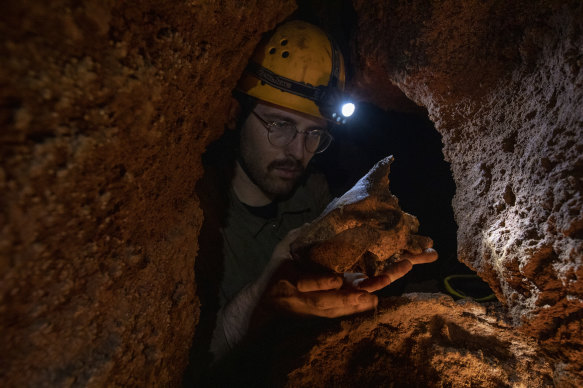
[251,111,333,154]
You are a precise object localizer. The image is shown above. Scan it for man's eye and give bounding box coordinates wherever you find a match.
[306,130,324,138]
[271,121,294,129]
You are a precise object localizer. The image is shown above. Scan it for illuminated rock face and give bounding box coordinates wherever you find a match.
[0,1,294,386]
[352,0,582,382]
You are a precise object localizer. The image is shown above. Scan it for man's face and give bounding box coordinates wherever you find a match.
[239,101,328,198]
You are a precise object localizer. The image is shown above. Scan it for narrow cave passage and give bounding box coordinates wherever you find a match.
[2,0,580,385]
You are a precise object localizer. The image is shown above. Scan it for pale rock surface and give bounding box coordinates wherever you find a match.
[352,0,583,382]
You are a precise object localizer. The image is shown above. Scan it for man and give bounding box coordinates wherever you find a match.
[189,20,437,378]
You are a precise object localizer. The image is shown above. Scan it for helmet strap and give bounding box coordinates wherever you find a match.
[245,61,324,102]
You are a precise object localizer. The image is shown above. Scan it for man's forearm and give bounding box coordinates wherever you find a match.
[208,230,301,361]
[209,263,276,361]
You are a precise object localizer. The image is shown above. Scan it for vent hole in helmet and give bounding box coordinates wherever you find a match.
[269,47,276,55]
[280,39,288,46]
[282,51,289,58]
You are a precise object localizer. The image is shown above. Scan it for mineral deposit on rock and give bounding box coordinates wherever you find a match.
[351,0,583,381]
[291,156,432,276]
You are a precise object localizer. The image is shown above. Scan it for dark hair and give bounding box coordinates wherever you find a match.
[202,91,257,166]
[232,90,258,131]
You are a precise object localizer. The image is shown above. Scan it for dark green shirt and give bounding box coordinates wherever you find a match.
[219,173,330,307]
[187,166,330,381]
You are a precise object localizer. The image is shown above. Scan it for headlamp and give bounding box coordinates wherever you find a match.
[341,103,355,117]
[316,85,356,125]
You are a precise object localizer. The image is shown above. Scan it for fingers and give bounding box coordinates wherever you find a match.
[343,272,368,287]
[267,280,378,318]
[297,274,342,292]
[271,225,311,263]
[401,248,438,264]
[343,272,390,293]
[357,249,438,292]
[353,260,414,292]
[384,259,414,282]
[354,274,392,293]
[284,224,308,242]
[354,249,438,292]
[263,247,439,319]
[314,293,378,318]
[291,289,378,318]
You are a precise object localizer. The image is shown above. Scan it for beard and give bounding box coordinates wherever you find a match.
[239,151,305,198]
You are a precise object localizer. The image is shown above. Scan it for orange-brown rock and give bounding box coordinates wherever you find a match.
[291,156,432,275]
[209,294,555,387]
[2,0,581,385]
[0,1,295,386]
[282,294,554,387]
[351,0,583,382]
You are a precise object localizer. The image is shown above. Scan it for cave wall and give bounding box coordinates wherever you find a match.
[351,0,582,379]
[2,0,582,385]
[0,1,295,386]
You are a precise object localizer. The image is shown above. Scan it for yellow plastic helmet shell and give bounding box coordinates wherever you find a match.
[237,20,346,120]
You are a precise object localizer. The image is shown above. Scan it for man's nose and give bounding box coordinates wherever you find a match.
[285,132,306,160]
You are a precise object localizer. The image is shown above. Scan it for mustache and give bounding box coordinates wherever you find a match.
[268,158,304,172]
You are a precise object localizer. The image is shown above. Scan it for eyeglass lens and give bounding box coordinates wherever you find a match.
[272,125,333,153]
[253,111,332,153]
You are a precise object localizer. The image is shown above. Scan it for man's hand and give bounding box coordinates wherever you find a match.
[261,261,378,318]
[343,248,438,292]
[259,225,438,319]
[218,229,438,359]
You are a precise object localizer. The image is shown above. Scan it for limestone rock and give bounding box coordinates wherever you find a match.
[351,0,583,381]
[291,156,432,275]
[214,294,555,387]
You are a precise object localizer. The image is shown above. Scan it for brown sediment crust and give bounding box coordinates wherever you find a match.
[291,156,432,276]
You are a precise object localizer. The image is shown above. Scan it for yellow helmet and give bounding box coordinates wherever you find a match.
[237,20,352,122]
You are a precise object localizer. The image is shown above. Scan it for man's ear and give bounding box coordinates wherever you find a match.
[226,97,241,131]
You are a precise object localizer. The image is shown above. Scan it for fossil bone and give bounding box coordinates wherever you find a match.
[291,156,432,276]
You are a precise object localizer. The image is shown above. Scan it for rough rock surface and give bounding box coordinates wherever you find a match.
[291,155,432,275]
[0,1,294,386]
[215,293,554,387]
[3,0,582,385]
[281,294,554,387]
[352,0,583,382]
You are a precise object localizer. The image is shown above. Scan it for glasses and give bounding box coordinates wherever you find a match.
[251,111,333,154]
